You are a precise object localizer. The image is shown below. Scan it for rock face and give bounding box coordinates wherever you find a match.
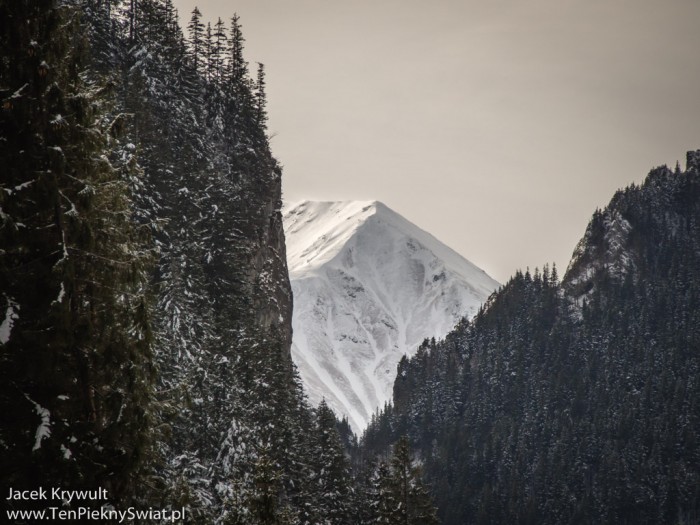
[284,201,499,431]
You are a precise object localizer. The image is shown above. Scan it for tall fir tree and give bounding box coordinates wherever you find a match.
[0,0,154,508]
[255,62,268,128]
[204,22,213,82]
[313,400,353,525]
[377,437,439,525]
[228,13,247,91]
[187,6,205,75]
[212,17,228,84]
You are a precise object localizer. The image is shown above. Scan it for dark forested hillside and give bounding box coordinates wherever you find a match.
[0,0,154,506]
[83,1,362,522]
[363,152,700,524]
[1,1,362,523]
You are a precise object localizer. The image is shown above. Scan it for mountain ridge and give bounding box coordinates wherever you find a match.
[286,201,495,293]
[285,200,499,431]
[362,151,700,525]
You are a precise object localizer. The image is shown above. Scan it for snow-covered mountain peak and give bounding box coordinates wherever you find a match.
[284,201,499,432]
[285,201,495,296]
[285,200,381,278]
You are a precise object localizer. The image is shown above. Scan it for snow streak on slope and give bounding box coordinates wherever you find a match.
[285,201,499,432]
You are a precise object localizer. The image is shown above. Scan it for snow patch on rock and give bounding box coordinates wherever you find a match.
[0,297,19,345]
[24,394,51,451]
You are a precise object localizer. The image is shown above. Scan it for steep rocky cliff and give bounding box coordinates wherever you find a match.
[86,4,299,519]
[2,2,357,523]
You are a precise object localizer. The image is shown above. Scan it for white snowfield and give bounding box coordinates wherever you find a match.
[284,201,499,433]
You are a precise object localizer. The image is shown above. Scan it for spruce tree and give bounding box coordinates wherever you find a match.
[228,14,247,90]
[255,62,268,128]
[250,448,283,525]
[378,437,439,525]
[212,17,228,84]
[0,0,154,507]
[204,22,213,82]
[187,7,205,74]
[313,400,353,525]
[376,461,397,525]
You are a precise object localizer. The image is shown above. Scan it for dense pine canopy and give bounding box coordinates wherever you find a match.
[0,0,154,505]
[363,154,700,524]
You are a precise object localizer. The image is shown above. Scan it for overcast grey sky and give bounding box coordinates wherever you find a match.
[174,0,700,283]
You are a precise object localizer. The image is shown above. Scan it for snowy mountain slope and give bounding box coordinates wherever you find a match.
[284,201,499,432]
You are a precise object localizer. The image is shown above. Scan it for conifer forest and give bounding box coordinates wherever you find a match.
[1,1,698,524]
